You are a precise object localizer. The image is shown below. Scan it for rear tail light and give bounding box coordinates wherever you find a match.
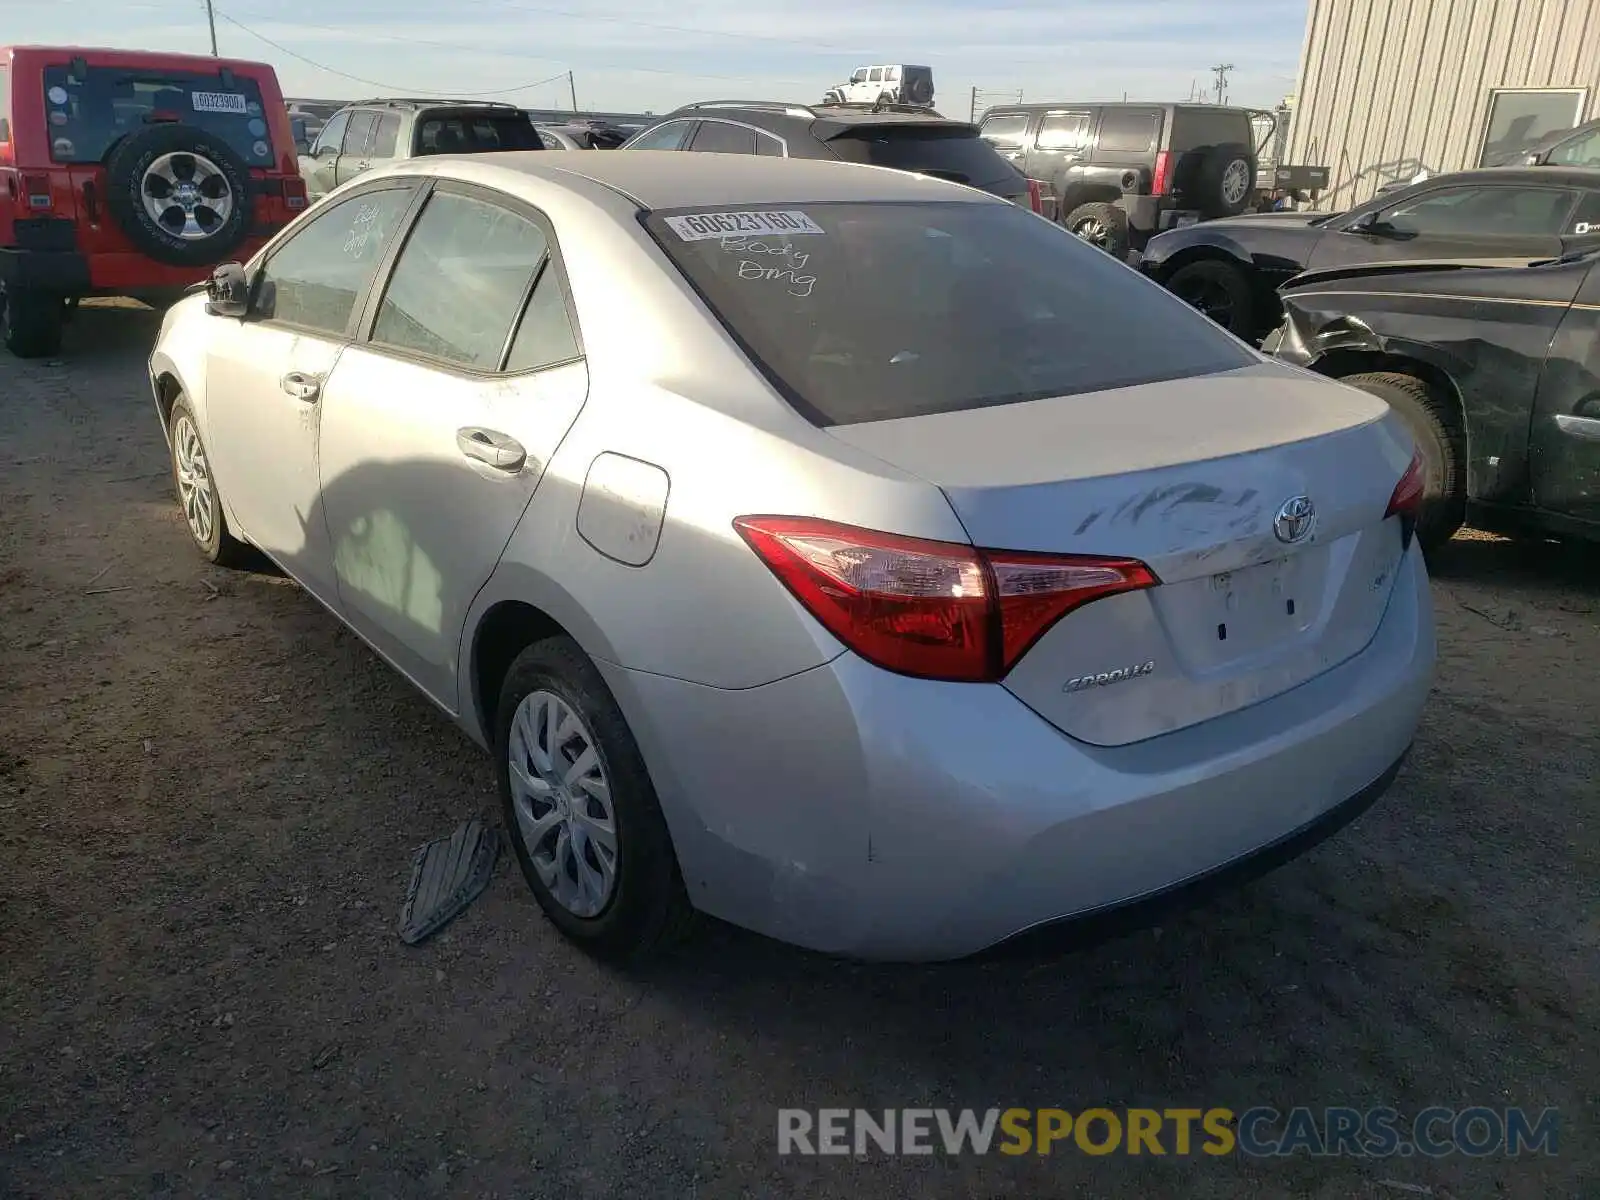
[1150,150,1172,196]
[733,516,1158,682]
[1385,448,1426,549]
[1026,178,1043,215]
[22,173,52,211]
[281,177,308,210]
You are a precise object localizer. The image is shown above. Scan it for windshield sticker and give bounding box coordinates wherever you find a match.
[192,91,249,115]
[719,236,817,298]
[665,210,824,241]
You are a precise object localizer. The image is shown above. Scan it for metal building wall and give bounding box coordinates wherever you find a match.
[1286,0,1600,207]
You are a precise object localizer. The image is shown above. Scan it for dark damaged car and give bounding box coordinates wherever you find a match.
[1268,246,1600,550]
[1142,167,1600,340]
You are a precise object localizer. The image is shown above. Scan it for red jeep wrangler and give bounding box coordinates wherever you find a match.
[0,45,308,357]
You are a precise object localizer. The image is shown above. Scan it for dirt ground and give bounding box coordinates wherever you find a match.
[1,302,1596,1200]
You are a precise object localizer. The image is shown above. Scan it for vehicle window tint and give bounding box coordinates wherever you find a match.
[343,111,378,156]
[1097,109,1159,153]
[1172,108,1250,150]
[504,266,580,372]
[690,121,757,154]
[313,110,349,155]
[1571,192,1600,236]
[40,65,275,166]
[256,188,414,335]
[828,128,1022,193]
[1550,128,1600,168]
[415,114,542,154]
[370,113,401,158]
[978,113,1029,148]
[646,201,1252,426]
[755,132,784,156]
[1384,186,1577,236]
[624,120,693,151]
[1037,112,1092,150]
[372,191,548,369]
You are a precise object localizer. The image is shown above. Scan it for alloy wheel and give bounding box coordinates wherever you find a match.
[141,152,234,241]
[1221,159,1252,208]
[171,413,215,546]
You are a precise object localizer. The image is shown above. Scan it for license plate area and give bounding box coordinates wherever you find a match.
[1153,549,1328,673]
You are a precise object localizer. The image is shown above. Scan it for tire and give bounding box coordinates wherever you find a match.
[1165,259,1255,338]
[877,91,897,108]
[904,73,934,105]
[1339,372,1466,550]
[1062,202,1130,259]
[0,283,65,358]
[1190,143,1256,218]
[106,124,254,268]
[167,397,251,567]
[497,636,695,961]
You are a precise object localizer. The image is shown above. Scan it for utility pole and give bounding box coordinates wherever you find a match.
[204,0,219,55]
[1211,63,1233,106]
[969,85,977,123]
[568,71,577,112]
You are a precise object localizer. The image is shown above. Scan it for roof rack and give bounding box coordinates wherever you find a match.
[815,99,947,117]
[678,98,951,120]
[678,100,818,118]
[347,97,522,111]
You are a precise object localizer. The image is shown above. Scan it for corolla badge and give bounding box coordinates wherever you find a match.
[1063,661,1156,693]
[1273,495,1317,544]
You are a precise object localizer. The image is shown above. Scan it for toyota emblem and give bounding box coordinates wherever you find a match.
[1273,495,1316,544]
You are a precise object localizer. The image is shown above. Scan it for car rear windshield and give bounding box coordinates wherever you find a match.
[414,112,543,154]
[1171,107,1252,151]
[645,201,1253,426]
[824,126,1024,195]
[40,65,274,167]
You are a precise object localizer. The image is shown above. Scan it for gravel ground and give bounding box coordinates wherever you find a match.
[1,302,1596,1199]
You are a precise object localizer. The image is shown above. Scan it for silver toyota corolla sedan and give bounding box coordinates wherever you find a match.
[148,152,1435,962]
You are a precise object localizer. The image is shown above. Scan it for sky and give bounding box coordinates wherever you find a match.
[1,0,1308,116]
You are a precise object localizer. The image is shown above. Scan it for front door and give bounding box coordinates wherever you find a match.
[1308,181,1574,270]
[315,183,590,706]
[334,110,379,187]
[1529,256,1600,527]
[203,182,418,603]
[300,109,349,200]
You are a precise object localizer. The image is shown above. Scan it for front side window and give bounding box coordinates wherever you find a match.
[978,113,1030,148]
[1037,111,1092,151]
[690,121,756,154]
[646,201,1251,426]
[312,110,350,156]
[41,65,275,166]
[850,69,867,84]
[624,120,693,151]
[371,190,549,369]
[1479,89,1587,166]
[1382,185,1577,236]
[1549,127,1600,168]
[255,187,414,335]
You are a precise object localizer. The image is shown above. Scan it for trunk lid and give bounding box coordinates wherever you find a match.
[826,362,1417,746]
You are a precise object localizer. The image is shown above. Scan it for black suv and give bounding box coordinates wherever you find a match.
[621,101,1034,208]
[977,102,1261,257]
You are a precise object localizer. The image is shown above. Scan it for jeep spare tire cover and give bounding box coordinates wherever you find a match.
[905,74,934,105]
[106,124,254,268]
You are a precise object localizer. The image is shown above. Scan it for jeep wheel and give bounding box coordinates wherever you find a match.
[1063,202,1130,259]
[106,125,254,268]
[0,283,65,359]
[1193,143,1256,218]
[1165,259,1255,338]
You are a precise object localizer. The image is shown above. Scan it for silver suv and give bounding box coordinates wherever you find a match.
[297,99,543,200]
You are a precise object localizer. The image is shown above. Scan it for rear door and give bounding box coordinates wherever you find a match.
[1085,106,1161,185]
[335,110,379,186]
[1308,182,1575,269]
[315,181,589,705]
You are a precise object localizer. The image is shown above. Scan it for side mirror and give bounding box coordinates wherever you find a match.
[206,262,251,318]
[1347,210,1392,235]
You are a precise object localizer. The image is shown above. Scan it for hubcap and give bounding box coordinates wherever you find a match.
[1221,159,1251,207]
[1072,218,1108,247]
[508,691,618,918]
[172,414,215,546]
[141,152,234,240]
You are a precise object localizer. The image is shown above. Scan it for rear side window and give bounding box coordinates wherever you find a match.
[646,201,1252,426]
[1572,192,1600,235]
[827,127,1022,192]
[415,113,542,154]
[1097,109,1159,153]
[372,190,548,368]
[371,113,401,158]
[978,113,1029,148]
[343,111,378,156]
[689,121,757,154]
[40,65,275,166]
[1037,111,1092,150]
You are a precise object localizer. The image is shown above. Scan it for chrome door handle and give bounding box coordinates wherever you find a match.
[281,371,321,401]
[1555,413,1600,442]
[456,427,527,471]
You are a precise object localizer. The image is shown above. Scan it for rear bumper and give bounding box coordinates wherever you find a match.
[600,544,1436,961]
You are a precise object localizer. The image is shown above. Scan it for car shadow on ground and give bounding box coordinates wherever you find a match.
[60,299,167,359]
[1426,530,1599,600]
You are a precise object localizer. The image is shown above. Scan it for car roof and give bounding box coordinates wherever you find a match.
[2,44,277,75]
[984,101,1252,114]
[395,149,998,210]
